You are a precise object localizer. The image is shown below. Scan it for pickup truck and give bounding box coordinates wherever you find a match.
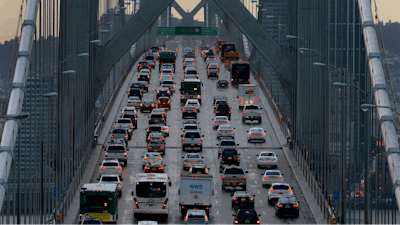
[242,105,263,124]
[110,128,129,144]
[104,144,129,166]
[115,118,134,136]
[220,166,248,190]
[181,131,204,151]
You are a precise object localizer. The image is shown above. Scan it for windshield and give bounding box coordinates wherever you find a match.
[225,168,244,174]
[101,177,119,182]
[136,182,166,198]
[184,133,200,138]
[103,162,119,166]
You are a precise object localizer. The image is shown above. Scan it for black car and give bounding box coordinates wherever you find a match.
[137,81,149,92]
[231,191,255,209]
[130,83,143,91]
[146,124,164,139]
[220,149,240,167]
[138,74,150,83]
[137,61,151,71]
[207,68,219,79]
[217,80,229,88]
[149,113,166,125]
[217,139,238,156]
[215,103,231,120]
[275,197,300,218]
[182,106,198,119]
[144,55,156,68]
[128,88,143,100]
[233,209,261,224]
[156,88,171,99]
[188,164,209,174]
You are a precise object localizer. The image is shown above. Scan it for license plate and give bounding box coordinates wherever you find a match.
[241,198,246,201]
[191,144,194,146]
[109,169,112,171]
[152,168,156,170]
[161,94,165,96]
[245,220,250,223]
[286,205,291,208]
[265,158,270,161]
[155,120,159,122]
[228,157,232,159]
[271,177,275,180]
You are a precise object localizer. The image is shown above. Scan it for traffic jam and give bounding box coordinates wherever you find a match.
[79,40,306,224]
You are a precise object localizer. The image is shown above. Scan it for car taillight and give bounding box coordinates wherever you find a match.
[183,110,187,113]
[201,138,203,143]
[248,79,250,81]
[260,133,265,136]
[225,121,229,123]
[222,175,225,179]
[100,166,106,170]
[277,204,283,207]
[182,138,185,143]
[149,118,151,121]
[117,183,121,187]
[278,177,283,180]
[214,121,218,123]
[148,137,151,141]
[163,198,168,209]
[148,146,153,149]
[162,118,165,121]
[216,73,219,75]
[115,167,121,170]
[293,204,299,207]
[217,84,220,86]
[288,189,292,192]
[144,167,150,170]
[259,111,262,114]
[161,137,165,140]
[192,110,196,113]
[135,118,137,121]
[264,177,268,180]
[227,84,229,86]
[233,197,237,200]
[124,152,127,156]
[160,146,165,149]
[249,133,254,136]
[124,135,127,139]
[244,176,247,179]
[111,135,114,138]
[144,158,149,160]
[237,157,240,160]
[168,101,170,104]
[234,219,238,224]
[134,198,139,209]
[231,130,234,132]
[250,197,254,200]
[153,59,155,61]
[257,220,260,224]
[218,130,221,132]
[208,73,210,75]
[105,152,108,156]
[243,111,246,114]
[270,189,275,192]
[164,127,169,130]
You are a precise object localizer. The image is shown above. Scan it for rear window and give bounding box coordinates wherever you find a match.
[261,152,275,157]
[184,132,200,138]
[221,141,235,146]
[265,171,280,175]
[274,185,290,190]
[150,140,164,145]
[162,81,174,85]
[251,128,263,133]
[146,56,154,60]
[238,210,257,218]
[224,168,244,174]
[209,69,218,73]
[151,114,163,118]
[245,105,259,109]
[148,126,161,131]
[222,150,237,156]
[184,125,198,129]
[218,104,230,110]
[103,162,118,166]
[279,198,297,204]
[101,176,119,182]
[112,129,126,134]
[107,146,126,151]
[117,119,130,123]
[159,98,169,102]
[187,154,200,159]
[186,70,197,74]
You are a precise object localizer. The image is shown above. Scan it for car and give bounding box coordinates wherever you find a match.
[185,99,201,112]
[207,68,219,79]
[183,47,193,54]
[147,140,165,155]
[183,58,196,69]
[139,68,151,76]
[184,69,198,79]
[148,113,166,124]
[188,164,209,174]
[182,105,198,119]
[157,97,171,110]
[137,81,149,92]
[128,88,143,99]
[160,68,174,76]
[159,75,173,85]
[242,105,262,124]
[247,127,266,142]
[81,217,103,224]
[212,116,229,130]
[161,80,175,94]
[217,80,229,89]
[160,63,174,72]
[151,108,167,121]
[214,100,228,111]
[144,162,165,173]
[156,87,171,99]
[147,132,165,144]
[115,117,134,135]
[206,56,217,62]
[143,54,156,68]
[130,83,144,92]
[142,152,163,169]
[185,65,197,71]
[232,209,261,224]
[182,153,204,170]
[160,123,169,137]
[140,100,155,112]
[184,209,209,224]
[217,124,235,139]
[138,74,150,83]
[182,123,200,135]
[127,96,141,107]
[215,103,231,120]
[213,95,228,105]
[98,175,123,197]
[110,128,129,144]
[275,197,300,218]
[267,183,294,204]
[121,106,138,126]
[146,124,164,139]
[220,148,240,167]
[231,191,255,209]
[262,170,283,188]
[217,139,238,156]
[152,51,159,60]
[256,151,278,168]
[99,159,122,178]
[137,61,151,71]
[181,131,204,151]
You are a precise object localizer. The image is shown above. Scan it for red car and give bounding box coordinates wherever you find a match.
[157,97,171,110]
[144,162,165,173]
[140,100,155,112]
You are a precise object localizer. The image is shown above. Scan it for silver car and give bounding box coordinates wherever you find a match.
[142,152,163,169]
[182,153,204,170]
[257,151,278,168]
[98,175,123,197]
[185,99,201,112]
[147,140,165,155]
[217,124,235,139]
[267,183,294,204]
[247,127,266,142]
[262,170,284,188]
[99,159,122,177]
[147,132,165,144]
[212,116,229,130]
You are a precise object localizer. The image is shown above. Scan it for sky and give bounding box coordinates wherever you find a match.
[0,0,399,44]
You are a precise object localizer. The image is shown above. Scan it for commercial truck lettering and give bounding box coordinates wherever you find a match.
[190,184,203,189]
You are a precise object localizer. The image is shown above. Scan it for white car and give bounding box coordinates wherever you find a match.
[182,153,204,170]
[160,69,174,76]
[159,75,173,84]
[212,116,229,130]
[247,127,266,142]
[262,170,283,188]
[142,152,163,169]
[127,96,141,107]
[99,159,122,177]
[256,151,278,168]
[139,68,151,76]
[98,175,123,197]
[185,99,201,112]
[217,124,235,139]
[267,183,293,204]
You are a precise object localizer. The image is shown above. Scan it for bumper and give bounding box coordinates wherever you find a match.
[183,144,202,150]
[276,207,299,215]
[242,116,261,121]
[257,160,278,167]
[141,107,154,111]
[134,209,168,215]
[217,133,235,138]
[100,171,122,177]
[268,194,293,201]
[222,181,246,188]
[182,113,197,118]
[232,201,254,208]
[248,136,266,142]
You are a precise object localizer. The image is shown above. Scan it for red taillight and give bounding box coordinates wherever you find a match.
[234,219,238,224]
[200,138,203,143]
[124,152,127,156]
[277,204,283,208]
[134,198,140,209]
[233,197,237,200]
[243,111,246,114]
[218,130,221,132]
[250,197,254,200]
[244,176,246,180]
[278,177,283,180]
[259,111,262,114]
[227,84,229,86]
[257,220,260,224]
[160,146,164,149]
[124,135,127,138]
[115,167,121,170]
[214,121,218,123]
[163,198,169,209]
[144,158,149,160]
[156,158,162,160]
[159,167,164,170]
[248,79,250,81]
[288,189,292,192]
[161,137,164,140]
[225,121,229,123]
[222,175,225,179]
[100,166,106,170]
[111,135,114,138]
[217,84,220,86]
[183,110,187,113]
[117,183,121,187]
[145,167,150,170]
[105,152,108,156]
[260,133,265,136]
[231,130,234,133]
[181,206,185,209]
[149,118,151,121]
[153,59,155,61]
[270,189,275,192]
[264,177,268,180]
[151,104,154,107]
[293,204,299,207]
[249,133,254,136]
[148,146,153,149]
[192,110,196,113]
[216,73,219,75]
[237,157,240,160]
[182,138,185,143]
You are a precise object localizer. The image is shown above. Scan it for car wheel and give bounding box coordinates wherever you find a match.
[119,192,122,198]
[199,146,203,151]
[257,165,261,168]
[268,198,272,204]
[259,119,262,123]
[124,160,128,166]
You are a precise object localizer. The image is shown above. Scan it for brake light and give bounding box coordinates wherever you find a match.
[249,133,254,136]
[111,135,114,138]
[260,133,265,136]
[163,198,169,209]
[259,111,262,114]
[115,167,121,170]
[257,220,260,224]
[234,219,238,224]
[208,73,210,76]
[117,183,121,187]
[288,189,292,192]
[100,166,106,170]
[264,177,268,180]
[227,84,229,86]
[161,137,164,140]
[277,204,283,207]
[105,152,108,156]
[153,59,155,61]
[193,110,196,113]
[218,130,221,132]
[214,121,218,123]
[160,146,165,149]
[182,138,185,143]
[216,73,219,75]
[243,111,246,114]
[278,177,283,180]
[144,167,150,170]
[124,135,127,139]
[250,197,254,200]
[248,79,250,81]
[217,84,220,86]
[293,204,299,207]
[164,127,169,130]
[144,158,149,160]
[148,146,153,149]
[222,175,225,179]
[148,137,151,141]
[156,158,162,160]
[183,110,187,113]
[134,198,140,209]
[124,152,127,157]
[200,138,203,143]
[149,118,151,121]
[237,157,240,160]
[270,189,275,192]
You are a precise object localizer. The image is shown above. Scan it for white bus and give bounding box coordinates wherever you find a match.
[131,173,171,219]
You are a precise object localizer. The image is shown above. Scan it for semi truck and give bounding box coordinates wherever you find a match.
[180,78,203,104]
[238,84,260,110]
[223,52,240,70]
[179,174,214,217]
[230,61,250,84]
[220,43,236,60]
[215,40,227,53]
[158,51,177,72]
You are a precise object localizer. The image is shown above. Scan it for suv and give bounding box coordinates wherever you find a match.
[181,131,204,151]
[156,87,171,99]
[149,113,166,124]
[232,209,261,224]
[110,128,129,144]
[146,124,164,139]
[242,105,262,123]
[99,159,122,177]
[128,88,143,99]
[275,197,300,218]
[98,175,123,197]
[138,74,150,83]
[267,183,294,204]
[121,106,138,128]
[217,139,238,156]
[231,191,256,209]
[115,117,134,136]
[220,149,240,167]
[215,103,231,120]
[104,144,129,166]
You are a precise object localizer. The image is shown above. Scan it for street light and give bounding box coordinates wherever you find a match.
[332,82,367,95]
[299,47,324,58]
[360,104,400,115]
[0,113,30,224]
[286,35,310,45]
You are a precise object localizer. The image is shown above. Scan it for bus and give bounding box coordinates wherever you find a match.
[223,52,240,70]
[158,51,177,72]
[180,79,203,104]
[230,61,250,84]
[79,183,118,223]
[132,173,171,219]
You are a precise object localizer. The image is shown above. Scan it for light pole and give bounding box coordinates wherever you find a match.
[0,113,30,224]
[286,34,310,46]
[299,47,324,59]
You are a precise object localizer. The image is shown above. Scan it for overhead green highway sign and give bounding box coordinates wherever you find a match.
[158,27,217,35]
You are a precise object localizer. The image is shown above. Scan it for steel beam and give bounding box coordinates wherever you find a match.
[205,0,293,100]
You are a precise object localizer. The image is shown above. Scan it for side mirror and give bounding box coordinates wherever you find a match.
[238,153,241,155]
[99,163,101,165]
[260,108,263,110]
[212,190,214,196]
[216,143,219,146]
[212,119,214,121]
[120,178,124,181]
[202,135,205,137]
[127,149,129,151]
[104,149,106,151]
[261,173,264,175]
[219,171,223,173]
[232,214,235,216]
[237,144,239,146]
[169,182,172,187]
[131,191,134,196]
[256,155,259,156]
[178,189,180,195]
[202,83,204,86]
[201,156,204,158]
[97,178,100,181]
[246,131,248,132]
[237,96,239,98]
[180,135,183,137]
[182,157,184,158]
[258,214,261,217]
[282,174,284,175]
[245,171,249,173]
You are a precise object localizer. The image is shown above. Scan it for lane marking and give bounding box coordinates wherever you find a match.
[257,190,260,194]
[255,181,257,184]
[260,200,262,203]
